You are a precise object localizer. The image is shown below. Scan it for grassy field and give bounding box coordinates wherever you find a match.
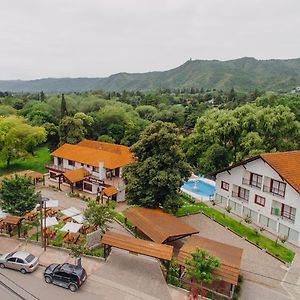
[177,197,295,263]
[0,146,51,176]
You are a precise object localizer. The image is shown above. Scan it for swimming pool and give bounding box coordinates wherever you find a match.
[181,178,215,200]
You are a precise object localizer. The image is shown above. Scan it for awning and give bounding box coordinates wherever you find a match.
[61,207,81,217]
[42,217,59,228]
[63,168,90,184]
[103,186,118,197]
[61,222,83,233]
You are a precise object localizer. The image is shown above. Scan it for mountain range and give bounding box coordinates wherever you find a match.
[1,57,300,93]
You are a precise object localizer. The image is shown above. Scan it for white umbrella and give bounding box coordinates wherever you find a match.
[61,207,81,217]
[36,199,59,209]
[61,222,83,233]
[71,214,85,224]
[0,209,8,219]
[42,217,59,228]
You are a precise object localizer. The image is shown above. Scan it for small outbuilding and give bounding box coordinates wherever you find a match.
[177,235,243,299]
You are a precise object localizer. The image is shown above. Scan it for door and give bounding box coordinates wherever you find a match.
[53,271,70,288]
[15,258,25,271]
[6,257,17,270]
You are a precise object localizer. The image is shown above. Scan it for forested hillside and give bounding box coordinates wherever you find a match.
[0,89,299,175]
[1,57,300,93]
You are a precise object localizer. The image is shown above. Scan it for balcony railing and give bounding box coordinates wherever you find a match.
[271,207,295,223]
[232,191,249,202]
[46,164,68,173]
[263,185,285,198]
[242,178,262,189]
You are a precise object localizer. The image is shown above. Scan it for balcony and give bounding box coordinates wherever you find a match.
[242,178,262,189]
[232,191,249,202]
[263,185,285,198]
[271,207,295,224]
[46,164,68,173]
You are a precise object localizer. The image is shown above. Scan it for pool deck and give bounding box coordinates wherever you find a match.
[181,176,216,202]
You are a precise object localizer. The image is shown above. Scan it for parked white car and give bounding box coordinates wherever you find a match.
[0,251,39,274]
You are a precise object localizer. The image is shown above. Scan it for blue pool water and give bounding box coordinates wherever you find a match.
[182,179,215,197]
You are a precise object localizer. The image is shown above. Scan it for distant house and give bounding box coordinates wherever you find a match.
[46,139,134,202]
[212,150,300,246]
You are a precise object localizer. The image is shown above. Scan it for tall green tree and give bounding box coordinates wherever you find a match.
[60,93,68,119]
[83,201,113,233]
[185,248,221,296]
[0,116,46,166]
[123,121,191,213]
[58,116,85,144]
[0,175,39,216]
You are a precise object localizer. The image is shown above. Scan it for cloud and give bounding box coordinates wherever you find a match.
[0,0,299,79]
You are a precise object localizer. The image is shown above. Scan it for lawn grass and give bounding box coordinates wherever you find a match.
[0,146,51,176]
[110,209,135,232]
[177,197,295,263]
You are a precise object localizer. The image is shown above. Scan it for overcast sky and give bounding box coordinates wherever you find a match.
[0,0,299,80]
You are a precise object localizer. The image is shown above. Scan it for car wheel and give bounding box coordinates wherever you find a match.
[0,263,5,269]
[44,276,52,284]
[20,268,27,274]
[69,283,78,292]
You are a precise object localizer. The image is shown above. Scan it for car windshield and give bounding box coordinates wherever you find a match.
[6,252,16,259]
[25,254,35,263]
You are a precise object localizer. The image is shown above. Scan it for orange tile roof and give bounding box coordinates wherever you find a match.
[103,186,118,197]
[102,231,173,261]
[261,151,300,194]
[177,235,243,285]
[0,170,43,181]
[124,207,199,244]
[63,168,90,183]
[51,140,134,169]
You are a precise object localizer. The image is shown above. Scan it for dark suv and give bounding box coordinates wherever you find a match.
[44,263,87,292]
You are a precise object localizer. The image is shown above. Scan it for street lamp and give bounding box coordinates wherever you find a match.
[38,192,49,251]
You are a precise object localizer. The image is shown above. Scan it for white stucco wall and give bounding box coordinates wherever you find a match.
[215,157,300,245]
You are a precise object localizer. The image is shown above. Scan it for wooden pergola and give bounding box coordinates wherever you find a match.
[58,168,90,191]
[101,231,173,262]
[2,215,25,238]
[124,207,199,244]
[0,170,45,186]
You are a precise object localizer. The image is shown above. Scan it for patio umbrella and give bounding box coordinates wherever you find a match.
[0,209,8,219]
[61,207,81,217]
[71,214,85,224]
[36,199,59,209]
[61,222,83,233]
[42,217,59,228]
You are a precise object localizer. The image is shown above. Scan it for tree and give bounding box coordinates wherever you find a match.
[0,175,39,216]
[83,201,113,233]
[123,121,191,213]
[0,116,46,166]
[60,93,68,119]
[58,116,85,144]
[69,244,84,266]
[185,248,221,296]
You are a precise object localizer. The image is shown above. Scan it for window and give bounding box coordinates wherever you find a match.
[270,179,286,197]
[238,187,249,200]
[281,204,296,222]
[7,258,16,263]
[255,195,265,207]
[250,173,262,188]
[16,258,24,264]
[68,160,75,166]
[83,182,92,192]
[221,181,229,191]
[92,166,99,173]
[81,163,84,166]
[87,164,90,168]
